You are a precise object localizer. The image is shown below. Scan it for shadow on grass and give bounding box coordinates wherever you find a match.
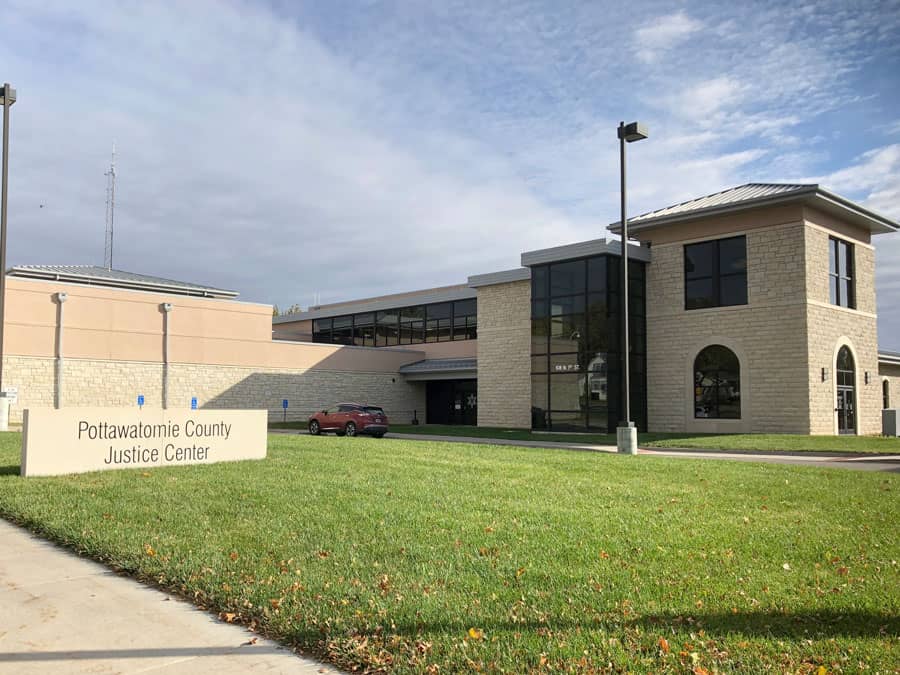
[0,464,20,476]
[315,610,900,643]
[628,610,898,638]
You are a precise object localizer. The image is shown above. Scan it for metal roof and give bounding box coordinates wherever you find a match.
[879,350,900,366]
[521,238,651,267]
[608,183,900,235]
[468,268,531,288]
[8,265,239,298]
[398,358,477,374]
[275,286,476,324]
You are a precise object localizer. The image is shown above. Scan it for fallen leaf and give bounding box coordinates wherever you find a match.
[144,544,156,557]
[467,627,484,640]
[222,612,236,623]
[515,567,526,579]
[269,598,281,610]
[599,550,610,559]
[229,551,239,561]
[782,563,791,571]
[837,566,849,576]
[242,637,258,646]
[658,637,670,654]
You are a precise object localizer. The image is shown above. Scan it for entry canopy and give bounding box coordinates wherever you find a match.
[608,183,900,237]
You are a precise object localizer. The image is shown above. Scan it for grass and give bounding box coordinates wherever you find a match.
[1,431,898,672]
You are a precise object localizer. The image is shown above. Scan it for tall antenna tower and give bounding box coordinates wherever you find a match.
[103,143,116,270]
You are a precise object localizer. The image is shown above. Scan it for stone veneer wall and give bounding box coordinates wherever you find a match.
[476,280,531,428]
[645,222,812,433]
[880,363,900,410]
[804,225,881,435]
[3,355,425,425]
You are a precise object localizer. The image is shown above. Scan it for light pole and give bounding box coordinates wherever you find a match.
[616,120,647,455]
[0,83,16,432]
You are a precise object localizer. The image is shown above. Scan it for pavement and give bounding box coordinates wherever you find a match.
[0,520,338,675]
[270,428,900,472]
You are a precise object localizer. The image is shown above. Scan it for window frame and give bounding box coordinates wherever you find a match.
[829,236,855,309]
[684,235,748,311]
[693,344,741,420]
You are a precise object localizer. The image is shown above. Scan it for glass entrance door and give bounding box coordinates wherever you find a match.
[836,388,855,435]
[836,346,856,435]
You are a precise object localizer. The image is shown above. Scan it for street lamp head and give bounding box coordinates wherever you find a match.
[0,84,16,106]
[618,121,647,143]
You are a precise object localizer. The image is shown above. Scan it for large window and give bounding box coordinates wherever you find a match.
[694,345,741,419]
[684,236,747,310]
[531,254,646,432]
[829,237,854,308]
[312,298,477,346]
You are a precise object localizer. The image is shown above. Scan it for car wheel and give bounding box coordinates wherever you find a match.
[345,422,357,437]
[308,420,320,435]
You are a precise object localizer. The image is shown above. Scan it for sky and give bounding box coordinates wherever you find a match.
[1,0,899,346]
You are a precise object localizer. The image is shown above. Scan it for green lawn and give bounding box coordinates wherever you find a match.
[1,431,897,672]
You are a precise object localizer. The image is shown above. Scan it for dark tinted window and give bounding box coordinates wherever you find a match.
[684,236,747,310]
[531,266,548,299]
[829,237,854,308]
[550,260,585,297]
[694,345,741,419]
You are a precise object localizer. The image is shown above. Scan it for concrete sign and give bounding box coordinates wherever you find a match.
[21,408,267,477]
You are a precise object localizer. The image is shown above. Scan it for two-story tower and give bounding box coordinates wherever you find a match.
[610,184,897,435]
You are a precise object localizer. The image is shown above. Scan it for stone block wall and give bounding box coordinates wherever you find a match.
[804,224,881,435]
[645,222,812,433]
[3,356,425,425]
[880,363,900,410]
[476,280,531,428]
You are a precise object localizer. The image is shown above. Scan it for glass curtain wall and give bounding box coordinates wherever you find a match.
[312,299,477,346]
[531,255,646,432]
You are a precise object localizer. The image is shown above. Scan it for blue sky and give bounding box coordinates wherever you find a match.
[1,0,899,345]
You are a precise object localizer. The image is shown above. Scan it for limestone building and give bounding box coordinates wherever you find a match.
[5,183,899,435]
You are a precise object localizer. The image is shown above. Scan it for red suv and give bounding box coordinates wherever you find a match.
[308,403,388,438]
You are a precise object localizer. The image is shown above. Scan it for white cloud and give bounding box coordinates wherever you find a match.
[634,11,703,63]
[809,145,900,348]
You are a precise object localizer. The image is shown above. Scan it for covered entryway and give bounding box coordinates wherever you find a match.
[836,345,856,435]
[426,379,477,425]
[399,358,477,426]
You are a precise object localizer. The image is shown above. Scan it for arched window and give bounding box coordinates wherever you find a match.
[885,379,891,410]
[694,345,741,419]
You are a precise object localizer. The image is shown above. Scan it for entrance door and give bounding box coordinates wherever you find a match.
[836,346,856,435]
[426,380,477,425]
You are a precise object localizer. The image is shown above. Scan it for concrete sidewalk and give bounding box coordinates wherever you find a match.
[270,429,899,472]
[0,520,338,674]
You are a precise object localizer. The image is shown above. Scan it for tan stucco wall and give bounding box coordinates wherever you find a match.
[476,280,530,428]
[4,355,426,425]
[4,277,426,372]
[878,363,900,409]
[643,219,811,433]
[2,277,428,425]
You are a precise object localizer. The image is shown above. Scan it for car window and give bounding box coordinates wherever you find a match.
[337,404,352,412]
[364,407,384,415]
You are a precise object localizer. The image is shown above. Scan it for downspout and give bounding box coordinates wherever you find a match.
[161,303,172,409]
[54,292,68,408]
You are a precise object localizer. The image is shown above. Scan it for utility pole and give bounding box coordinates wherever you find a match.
[103,144,116,270]
[0,83,17,430]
